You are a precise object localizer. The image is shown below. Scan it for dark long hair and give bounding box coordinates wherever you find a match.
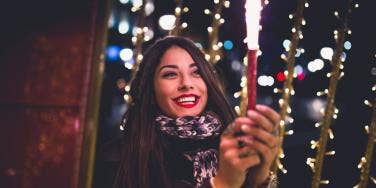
[114,36,236,187]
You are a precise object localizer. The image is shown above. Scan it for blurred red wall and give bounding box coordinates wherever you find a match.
[0,0,109,187]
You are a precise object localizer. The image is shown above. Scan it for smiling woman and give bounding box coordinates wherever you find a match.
[154,46,208,118]
[96,36,280,188]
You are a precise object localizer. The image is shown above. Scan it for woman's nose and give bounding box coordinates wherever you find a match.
[178,75,194,90]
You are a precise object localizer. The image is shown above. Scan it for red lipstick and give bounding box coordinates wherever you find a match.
[173,94,200,108]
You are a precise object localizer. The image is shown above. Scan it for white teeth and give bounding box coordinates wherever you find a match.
[177,96,196,103]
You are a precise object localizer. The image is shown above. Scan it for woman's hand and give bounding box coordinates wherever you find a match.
[213,104,280,188]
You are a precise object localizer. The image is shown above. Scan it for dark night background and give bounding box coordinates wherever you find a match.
[0,0,374,187]
[97,0,375,187]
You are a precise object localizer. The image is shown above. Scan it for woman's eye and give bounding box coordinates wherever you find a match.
[193,69,201,77]
[162,72,177,78]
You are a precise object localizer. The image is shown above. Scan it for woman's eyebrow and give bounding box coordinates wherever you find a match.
[158,63,197,73]
[158,65,177,73]
[189,63,198,67]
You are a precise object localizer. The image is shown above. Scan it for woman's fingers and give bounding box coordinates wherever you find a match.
[234,117,254,126]
[246,105,280,134]
[249,139,278,164]
[240,126,278,149]
[220,134,253,150]
[220,144,261,171]
[247,110,274,133]
[256,105,280,125]
[222,121,242,137]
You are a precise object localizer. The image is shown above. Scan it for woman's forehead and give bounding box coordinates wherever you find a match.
[158,47,195,66]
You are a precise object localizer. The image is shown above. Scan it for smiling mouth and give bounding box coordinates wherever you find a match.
[173,94,200,108]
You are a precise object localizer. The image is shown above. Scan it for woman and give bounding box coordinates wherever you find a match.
[100,36,280,188]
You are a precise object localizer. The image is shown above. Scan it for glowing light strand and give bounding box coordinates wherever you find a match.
[311,1,353,187]
[170,0,184,35]
[131,0,146,74]
[271,0,307,174]
[207,0,229,64]
[355,98,376,188]
[125,0,147,105]
[355,70,376,187]
[240,56,249,116]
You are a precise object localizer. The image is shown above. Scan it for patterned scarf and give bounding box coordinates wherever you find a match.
[155,112,223,187]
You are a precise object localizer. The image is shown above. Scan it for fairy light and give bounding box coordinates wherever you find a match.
[364,125,370,134]
[206,0,230,64]
[285,130,294,135]
[124,0,147,104]
[311,1,356,187]
[315,122,322,128]
[328,129,334,139]
[310,140,319,149]
[234,105,241,115]
[170,1,190,35]
[233,91,242,98]
[123,94,131,103]
[239,56,249,116]
[364,100,372,107]
[355,50,375,187]
[224,0,230,8]
[280,54,287,60]
[306,158,316,171]
[272,0,307,174]
[120,124,125,131]
[120,0,151,105]
[355,99,376,188]
[288,117,295,123]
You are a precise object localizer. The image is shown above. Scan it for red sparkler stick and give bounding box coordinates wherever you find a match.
[247,49,258,110]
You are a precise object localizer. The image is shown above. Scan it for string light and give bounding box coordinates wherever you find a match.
[285,130,294,135]
[170,0,190,35]
[122,0,148,105]
[364,100,372,107]
[311,2,357,187]
[272,0,308,174]
[206,0,230,64]
[310,140,319,149]
[355,49,375,187]
[315,122,322,128]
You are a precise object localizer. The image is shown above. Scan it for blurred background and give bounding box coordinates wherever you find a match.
[0,0,374,187]
[96,0,375,187]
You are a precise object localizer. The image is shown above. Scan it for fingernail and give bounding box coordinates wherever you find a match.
[247,110,257,117]
[255,104,264,110]
[241,124,250,132]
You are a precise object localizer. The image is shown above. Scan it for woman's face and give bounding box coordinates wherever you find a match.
[154,46,208,118]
